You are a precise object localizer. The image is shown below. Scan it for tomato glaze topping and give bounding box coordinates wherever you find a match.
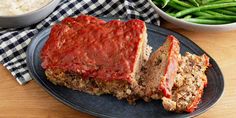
[40,15,145,83]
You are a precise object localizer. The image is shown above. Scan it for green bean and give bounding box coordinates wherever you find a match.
[161,0,170,8]
[184,18,233,24]
[167,2,186,10]
[172,0,194,8]
[195,0,203,5]
[175,2,236,17]
[225,7,236,12]
[184,15,192,19]
[188,0,200,6]
[167,12,176,16]
[202,0,217,4]
[167,2,212,16]
[162,0,214,17]
[198,15,236,20]
[214,9,236,15]
[153,0,213,17]
[210,0,236,4]
[195,12,213,16]
[205,11,226,16]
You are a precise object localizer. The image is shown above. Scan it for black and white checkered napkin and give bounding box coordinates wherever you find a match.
[0,0,159,85]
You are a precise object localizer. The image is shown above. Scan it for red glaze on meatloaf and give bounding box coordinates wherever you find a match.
[40,15,146,83]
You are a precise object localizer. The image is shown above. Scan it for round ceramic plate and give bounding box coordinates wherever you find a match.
[26,18,224,118]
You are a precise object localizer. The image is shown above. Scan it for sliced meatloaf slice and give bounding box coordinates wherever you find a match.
[40,15,149,103]
[162,52,210,113]
[136,35,180,101]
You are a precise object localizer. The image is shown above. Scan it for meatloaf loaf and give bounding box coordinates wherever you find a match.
[162,52,210,112]
[40,15,150,103]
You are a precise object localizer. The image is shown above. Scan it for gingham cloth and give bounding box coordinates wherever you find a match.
[0,0,159,85]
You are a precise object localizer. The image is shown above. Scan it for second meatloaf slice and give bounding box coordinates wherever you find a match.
[40,15,149,103]
[136,35,180,101]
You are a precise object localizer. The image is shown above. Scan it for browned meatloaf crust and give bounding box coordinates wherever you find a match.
[162,52,209,113]
[45,69,139,103]
[41,15,150,103]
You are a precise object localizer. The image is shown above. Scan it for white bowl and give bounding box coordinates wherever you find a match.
[148,0,236,32]
[0,0,60,28]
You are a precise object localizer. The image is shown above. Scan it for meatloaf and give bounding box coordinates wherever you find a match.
[41,15,211,113]
[162,52,210,112]
[136,35,180,101]
[40,15,150,103]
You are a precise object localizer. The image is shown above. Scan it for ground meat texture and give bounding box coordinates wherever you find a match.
[45,69,140,103]
[162,52,209,113]
[137,35,180,101]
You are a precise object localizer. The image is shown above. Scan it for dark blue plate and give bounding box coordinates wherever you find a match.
[26,18,224,118]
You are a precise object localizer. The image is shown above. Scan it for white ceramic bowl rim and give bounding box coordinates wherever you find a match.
[0,0,57,18]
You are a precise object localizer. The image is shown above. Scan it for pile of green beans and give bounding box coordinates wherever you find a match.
[152,0,236,24]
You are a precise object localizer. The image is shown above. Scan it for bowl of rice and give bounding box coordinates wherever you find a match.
[0,0,60,28]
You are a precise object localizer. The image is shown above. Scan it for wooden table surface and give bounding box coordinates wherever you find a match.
[0,22,235,118]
